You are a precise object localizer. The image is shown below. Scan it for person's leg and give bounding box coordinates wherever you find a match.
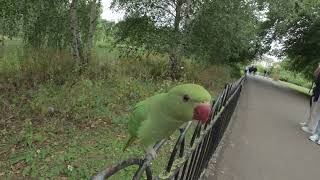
[316,121,320,135]
[308,100,320,133]
[301,106,312,126]
[317,123,320,144]
[312,114,320,144]
[309,120,320,143]
[301,97,316,131]
[309,100,320,143]
[302,98,320,133]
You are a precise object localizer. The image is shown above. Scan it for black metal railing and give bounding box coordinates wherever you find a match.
[93,76,245,180]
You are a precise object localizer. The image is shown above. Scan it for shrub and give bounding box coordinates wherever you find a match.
[275,68,311,88]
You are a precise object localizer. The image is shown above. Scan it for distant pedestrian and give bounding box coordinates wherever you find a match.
[248,66,253,74]
[301,65,320,135]
[244,67,248,75]
[252,66,257,75]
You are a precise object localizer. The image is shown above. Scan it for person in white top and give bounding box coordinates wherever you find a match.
[301,64,320,137]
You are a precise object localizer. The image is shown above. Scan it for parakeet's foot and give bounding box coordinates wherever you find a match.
[146,147,157,160]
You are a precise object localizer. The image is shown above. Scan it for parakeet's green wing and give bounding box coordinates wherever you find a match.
[123,93,166,151]
[128,100,148,137]
[122,101,146,151]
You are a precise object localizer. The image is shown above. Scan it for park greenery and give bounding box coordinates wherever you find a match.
[258,0,320,79]
[0,0,319,179]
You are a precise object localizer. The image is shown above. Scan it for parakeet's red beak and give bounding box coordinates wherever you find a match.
[193,103,211,124]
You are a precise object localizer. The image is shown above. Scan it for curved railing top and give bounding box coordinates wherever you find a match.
[93,76,246,180]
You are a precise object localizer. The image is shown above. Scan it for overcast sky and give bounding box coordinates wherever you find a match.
[101,0,124,22]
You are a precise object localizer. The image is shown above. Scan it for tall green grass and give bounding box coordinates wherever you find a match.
[278,69,312,89]
[253,63,312,89]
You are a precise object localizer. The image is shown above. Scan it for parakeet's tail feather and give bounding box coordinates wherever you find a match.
[123,136,136,152]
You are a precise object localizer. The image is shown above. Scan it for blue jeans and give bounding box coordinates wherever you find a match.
[314,120,320,136]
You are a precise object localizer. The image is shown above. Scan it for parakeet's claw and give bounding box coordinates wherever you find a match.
[146,147,157,160]
[150,150,157,160]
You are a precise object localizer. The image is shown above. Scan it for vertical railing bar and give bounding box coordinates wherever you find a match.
[174,169,180,180]
[133,140,166,180]
[166,122,192,173]
[204,100,217,130]
[186,144,203,180]
[203,123,216,169]
[189,141,203,180]
[185,150,197,180]
[218,89,227,111]
[192,138,207,179]
[194,131,211,179]
[179,137,185,158]
[145,166,152,180]
[195,133,211,179]
[190,122,201,146]
[179,158,190,180]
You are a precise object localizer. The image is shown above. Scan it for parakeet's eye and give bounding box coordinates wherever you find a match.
[183,95,190,102]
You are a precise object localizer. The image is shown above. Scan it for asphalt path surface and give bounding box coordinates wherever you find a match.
[207,76,320,180]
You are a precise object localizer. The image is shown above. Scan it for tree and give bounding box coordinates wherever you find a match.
[112,0,261,78]
[284,14,320,79]
[112,0,201,79]
[94,19,116,45]
[0,0,102,71]
[0,0,23,44]
[186,0,259,64]
[69,0,101,69]
[115,15,171,56]
[258,0,320,79]
[19,0,71,49]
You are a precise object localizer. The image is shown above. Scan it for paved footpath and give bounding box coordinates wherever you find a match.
[207,76,320,180]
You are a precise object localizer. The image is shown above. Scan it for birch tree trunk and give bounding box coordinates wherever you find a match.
[1,13,5,46]
[70,0,84,63]
[70,0,99,72]
[84,0,98,64]
[169,0,183,80]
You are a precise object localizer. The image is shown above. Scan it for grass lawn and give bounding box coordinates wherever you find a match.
[254,75,311,96]
[278,81,311,96]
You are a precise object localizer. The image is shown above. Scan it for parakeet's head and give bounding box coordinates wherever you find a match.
[166,84,212,124]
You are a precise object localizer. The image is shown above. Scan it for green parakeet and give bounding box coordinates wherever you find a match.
[123,84,212,157]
